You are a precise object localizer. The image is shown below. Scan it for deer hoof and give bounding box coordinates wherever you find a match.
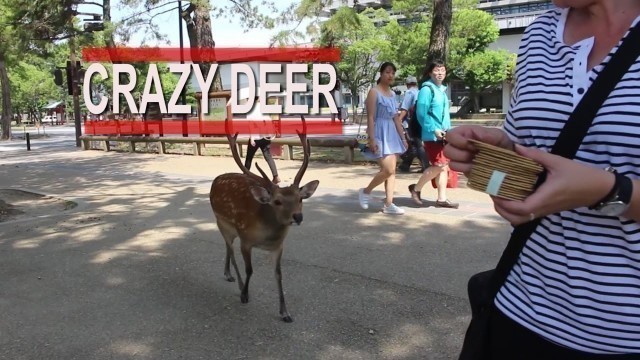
[282,315,293,323]
[224,274,235,282]
[240,293,249,303]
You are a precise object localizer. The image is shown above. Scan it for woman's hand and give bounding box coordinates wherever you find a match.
[492,144,615,225]
[443,125,514,175]
[368,138,379,154]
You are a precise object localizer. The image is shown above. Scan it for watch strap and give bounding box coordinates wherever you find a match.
[589,171,633,211]
[589,168,619,210]
[617,173,633,206]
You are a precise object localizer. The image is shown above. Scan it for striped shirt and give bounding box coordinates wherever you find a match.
[498,8,640,354]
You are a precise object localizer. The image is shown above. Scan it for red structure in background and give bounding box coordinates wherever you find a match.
[83,119,342,136]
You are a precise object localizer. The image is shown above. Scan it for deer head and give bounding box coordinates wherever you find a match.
[225,116,319,226]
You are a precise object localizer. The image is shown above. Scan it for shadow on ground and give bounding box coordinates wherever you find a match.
[0,149,510,360]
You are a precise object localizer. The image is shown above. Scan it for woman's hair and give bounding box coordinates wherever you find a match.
[376,62,397,84]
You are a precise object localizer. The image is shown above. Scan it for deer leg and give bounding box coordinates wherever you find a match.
[224,242,236,282]
[275,248,292,323]
[218,221,243,290]
[240,245,253,304]
[228,244,244,293]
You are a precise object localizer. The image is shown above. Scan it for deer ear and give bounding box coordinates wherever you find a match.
[299,180,319,199]
[250,186,272,204]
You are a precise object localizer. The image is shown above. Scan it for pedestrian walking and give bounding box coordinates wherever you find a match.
[398,75,428,173]
[358,62,408,215]
[244,96,281,185]
[408,60,458,208]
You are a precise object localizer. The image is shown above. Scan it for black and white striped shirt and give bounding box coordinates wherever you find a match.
[499,8,640,354]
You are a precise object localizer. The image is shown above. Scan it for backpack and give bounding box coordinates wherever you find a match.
[407,84,435,138]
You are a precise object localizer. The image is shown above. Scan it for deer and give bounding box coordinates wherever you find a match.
[209,119,319,323]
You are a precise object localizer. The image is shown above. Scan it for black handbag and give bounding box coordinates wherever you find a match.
[458,21,640,360]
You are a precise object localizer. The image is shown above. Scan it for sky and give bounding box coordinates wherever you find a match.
[80,0,315,47]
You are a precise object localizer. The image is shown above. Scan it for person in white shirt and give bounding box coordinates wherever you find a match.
[244,96,281,185]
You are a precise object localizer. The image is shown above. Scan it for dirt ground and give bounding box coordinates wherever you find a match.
[0,189,77,223]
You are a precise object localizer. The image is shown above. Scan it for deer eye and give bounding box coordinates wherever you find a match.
[274,200,283,206]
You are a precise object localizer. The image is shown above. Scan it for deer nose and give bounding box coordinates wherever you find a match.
[292,213,303,225]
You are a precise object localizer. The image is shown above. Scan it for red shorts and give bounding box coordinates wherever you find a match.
[423,141,449,166]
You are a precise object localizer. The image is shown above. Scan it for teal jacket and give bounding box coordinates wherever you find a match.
[415,80,451,142]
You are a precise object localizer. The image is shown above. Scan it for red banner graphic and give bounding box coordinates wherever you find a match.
[82,47,341,63]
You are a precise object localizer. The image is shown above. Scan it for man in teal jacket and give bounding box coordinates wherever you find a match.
[408,60,459,209]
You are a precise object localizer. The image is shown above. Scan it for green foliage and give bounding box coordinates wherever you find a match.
[455,49,515,93]
[383,19,430,80]
[381,0,483,80]
[7,0,77,43]
[119,0,300,46]
[453,0,480,10]
[316,7,392,109]
[8,59,61,120]
[448,9,499,70]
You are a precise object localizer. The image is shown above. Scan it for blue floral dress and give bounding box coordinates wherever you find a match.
[372,88,406,158]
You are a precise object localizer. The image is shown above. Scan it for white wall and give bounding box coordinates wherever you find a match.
[486,33,524,113]
[188,62,314,106]
[488,33,524,54]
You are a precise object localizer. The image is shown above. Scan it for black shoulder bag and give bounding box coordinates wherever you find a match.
[458,21,640,360]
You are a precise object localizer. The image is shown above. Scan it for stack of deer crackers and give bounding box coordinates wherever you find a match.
[467,139,544,201]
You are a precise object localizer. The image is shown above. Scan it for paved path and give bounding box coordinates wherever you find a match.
[0,136,512,360]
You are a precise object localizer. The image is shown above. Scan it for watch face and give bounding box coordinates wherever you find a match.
[600,201,627,216]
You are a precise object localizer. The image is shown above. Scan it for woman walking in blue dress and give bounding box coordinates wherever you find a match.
[358,62,408,214]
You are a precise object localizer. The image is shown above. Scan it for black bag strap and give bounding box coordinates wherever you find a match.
[486,20,640,299]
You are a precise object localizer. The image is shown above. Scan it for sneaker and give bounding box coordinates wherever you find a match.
[382,203,405,215]
[408,184,422,205]
[358,188,371,210]
[435,199,459,209]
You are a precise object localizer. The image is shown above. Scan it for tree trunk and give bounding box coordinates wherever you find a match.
[426,0,452,66]
[0,54,13,140]
[103,0,116,48]
[182,2,223,92]
[471,91,480,113]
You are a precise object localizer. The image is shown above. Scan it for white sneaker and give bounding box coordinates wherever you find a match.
[358,188,370,209]
[382,203,405,215]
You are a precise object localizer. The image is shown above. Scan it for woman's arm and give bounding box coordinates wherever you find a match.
[365,88,377,141]
[393,111,407,141]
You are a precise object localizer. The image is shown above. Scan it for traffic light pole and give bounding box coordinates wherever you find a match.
[69,36,83,147]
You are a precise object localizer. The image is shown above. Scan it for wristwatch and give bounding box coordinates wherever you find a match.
[588,167,633,216]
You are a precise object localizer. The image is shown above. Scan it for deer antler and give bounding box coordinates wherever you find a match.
[255,163,271,182]
[227,132,272,186]
[293,115,310,187]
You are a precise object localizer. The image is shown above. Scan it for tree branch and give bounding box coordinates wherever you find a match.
[119,0,180,23]
[227,0,254,17]
[147,6,179,22]
[80,1,104,7]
